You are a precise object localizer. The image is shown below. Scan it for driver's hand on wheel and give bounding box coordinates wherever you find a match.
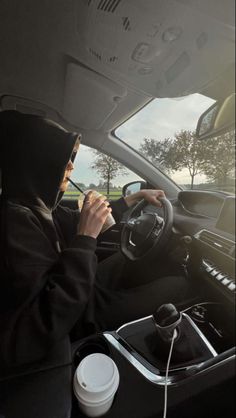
[77,191,112,239]
[124,189,165,208]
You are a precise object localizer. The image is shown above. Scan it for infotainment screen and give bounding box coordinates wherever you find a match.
[216,197,235,235]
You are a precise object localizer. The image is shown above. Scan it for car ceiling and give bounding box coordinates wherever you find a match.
[0,0,235,138]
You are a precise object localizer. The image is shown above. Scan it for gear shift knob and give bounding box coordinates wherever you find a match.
[153,304,182,342]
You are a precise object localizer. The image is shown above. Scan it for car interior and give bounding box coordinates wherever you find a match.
[0,1,235,418]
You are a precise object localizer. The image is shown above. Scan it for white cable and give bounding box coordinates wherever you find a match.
[162,301,220,417]
[163,329,177,418]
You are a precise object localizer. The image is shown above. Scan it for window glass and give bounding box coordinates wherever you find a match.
[64,144,143,199]
[116,94,235,194]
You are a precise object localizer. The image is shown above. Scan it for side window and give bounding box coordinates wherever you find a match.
[64,144,143,200]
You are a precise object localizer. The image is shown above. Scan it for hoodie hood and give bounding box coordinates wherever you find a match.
[0,110,78,210]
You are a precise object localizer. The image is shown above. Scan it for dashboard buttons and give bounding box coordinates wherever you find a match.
[202,259,214,273]
[215,273,226,281]
[202,258,235,294]
[228,282,236,292]
[210,269,220,277]
[222,277,231,286]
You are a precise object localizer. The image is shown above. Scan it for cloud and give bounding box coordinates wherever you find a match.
[116,94,214,147]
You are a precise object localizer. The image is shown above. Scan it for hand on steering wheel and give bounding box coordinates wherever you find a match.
[121,197,173,261]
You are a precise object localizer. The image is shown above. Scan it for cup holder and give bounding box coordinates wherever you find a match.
[71,335,118,417]
[72,334,111,369]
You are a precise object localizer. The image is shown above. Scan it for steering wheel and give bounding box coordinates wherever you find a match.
[120,198,173,261]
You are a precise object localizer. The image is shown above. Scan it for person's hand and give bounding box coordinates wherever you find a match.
[124,189,166,208]
[140,189,166,207]
[77,191,112,239]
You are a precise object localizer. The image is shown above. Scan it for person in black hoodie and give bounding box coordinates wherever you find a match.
[0,110,189,370]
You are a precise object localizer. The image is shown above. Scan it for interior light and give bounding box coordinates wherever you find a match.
[138,67,153,75]
[162,27,182,42]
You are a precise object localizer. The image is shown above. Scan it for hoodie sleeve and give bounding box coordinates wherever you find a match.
[109,197,129,223]
[0,203,97,367]
[55,198,129,239]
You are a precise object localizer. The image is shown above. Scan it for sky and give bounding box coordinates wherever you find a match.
[72,93,215,187]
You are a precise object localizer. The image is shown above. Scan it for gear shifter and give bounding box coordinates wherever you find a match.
[152,304,182,343]
[150,303,214,370]
[117,303,215,373]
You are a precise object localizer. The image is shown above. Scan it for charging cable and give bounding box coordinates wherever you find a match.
[163,329,177,418]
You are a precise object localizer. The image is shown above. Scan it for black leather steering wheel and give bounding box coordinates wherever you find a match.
[120,198,173,261]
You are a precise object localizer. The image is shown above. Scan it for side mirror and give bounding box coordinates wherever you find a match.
[196,93,235,140]
[122,181,147,197]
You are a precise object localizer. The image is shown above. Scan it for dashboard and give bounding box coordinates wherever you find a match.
[216,196,235,235]
[145,190,235,303]
[178,190,228,219]
[175,191,235,303]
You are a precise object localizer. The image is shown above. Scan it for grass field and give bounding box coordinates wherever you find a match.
[63,189,123,200]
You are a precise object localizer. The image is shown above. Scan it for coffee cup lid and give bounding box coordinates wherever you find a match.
[74,353,119,403]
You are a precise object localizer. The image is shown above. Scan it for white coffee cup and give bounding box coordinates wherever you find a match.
[73,353,120,417]
[78,190,116,234]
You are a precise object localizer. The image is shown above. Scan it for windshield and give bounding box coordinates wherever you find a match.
[116,94,235,194]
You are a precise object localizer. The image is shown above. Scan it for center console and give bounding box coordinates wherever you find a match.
[71,302,235,417]
[103,303,234,384]
[1,301,234,418]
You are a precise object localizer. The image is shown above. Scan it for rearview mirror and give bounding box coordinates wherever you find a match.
[196,93,235,140]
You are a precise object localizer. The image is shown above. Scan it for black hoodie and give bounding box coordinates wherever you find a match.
[0,110,127,371]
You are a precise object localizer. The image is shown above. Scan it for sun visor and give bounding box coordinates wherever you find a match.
[63,63,127,129]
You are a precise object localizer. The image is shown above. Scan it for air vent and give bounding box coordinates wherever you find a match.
[89,48,102,61]
[97,0,122,13]
[122,17,131,31]
[109,56,118,63]
[197,230,235,258]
